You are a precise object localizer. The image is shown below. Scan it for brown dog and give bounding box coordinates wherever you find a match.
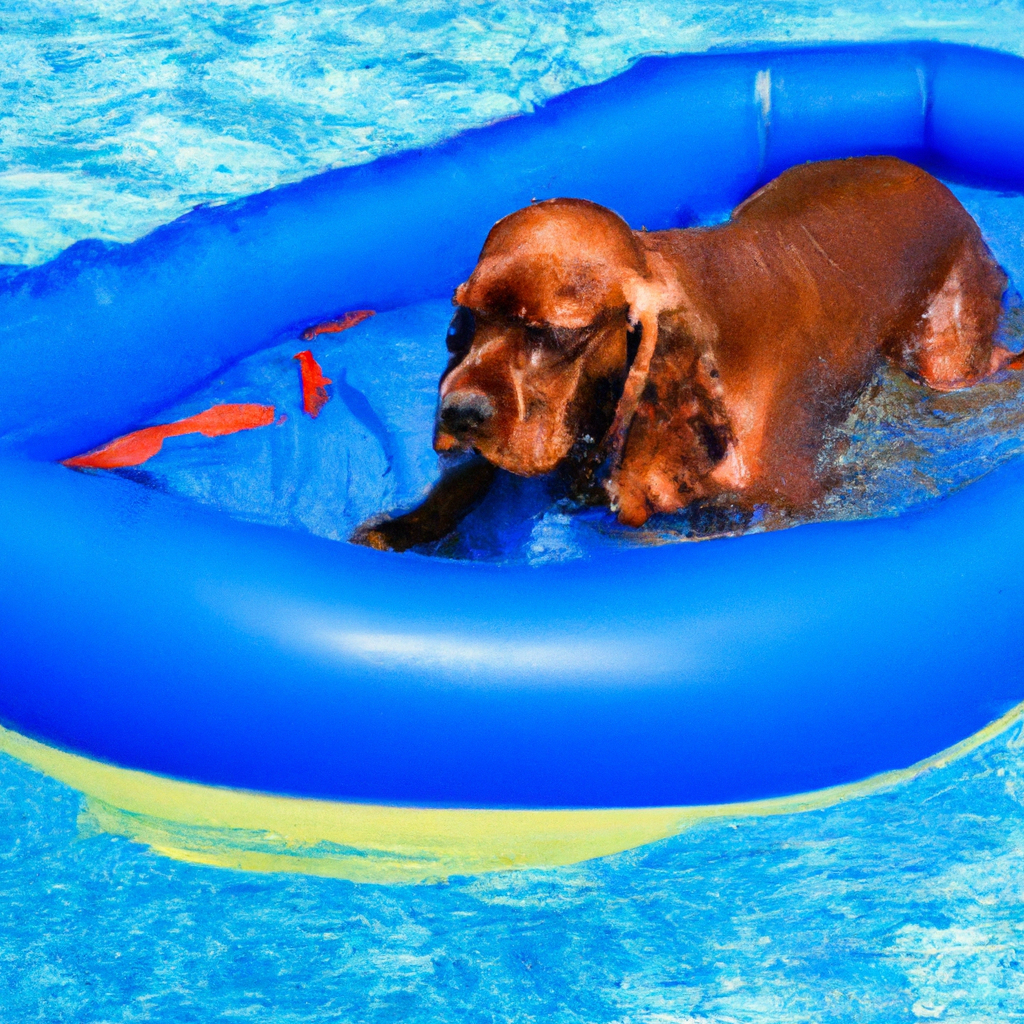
[354,157,1015,551]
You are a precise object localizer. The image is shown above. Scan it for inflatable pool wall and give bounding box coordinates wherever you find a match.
[5,43,1024,462]
[3,44,1024,848]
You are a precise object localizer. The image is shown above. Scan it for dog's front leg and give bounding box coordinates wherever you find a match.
[350,455,496,552]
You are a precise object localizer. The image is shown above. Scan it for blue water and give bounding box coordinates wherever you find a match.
[7,2,1024,1019]
[4,0,1024,266]
[4,726,1024,1022]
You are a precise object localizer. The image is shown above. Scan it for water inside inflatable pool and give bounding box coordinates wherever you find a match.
[83,182,1024,564]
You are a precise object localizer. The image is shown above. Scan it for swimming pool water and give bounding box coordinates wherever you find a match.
[5,0,1024,266]
[4,723,1024,1022]
[6,1,1024,1020]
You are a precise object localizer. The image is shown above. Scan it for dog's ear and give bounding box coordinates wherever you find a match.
[625,320,643,370]
[602,273,674,467]
[608,341,733,526]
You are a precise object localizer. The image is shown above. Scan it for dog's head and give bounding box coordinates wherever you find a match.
[434,198,659,476]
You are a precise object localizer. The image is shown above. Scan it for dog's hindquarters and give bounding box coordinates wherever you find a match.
[886,233,1008,391]
[613,158,1011,520]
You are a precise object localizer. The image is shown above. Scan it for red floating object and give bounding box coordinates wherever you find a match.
[300,309,375,341]
[63,403,276,470]
[293,350,333,418]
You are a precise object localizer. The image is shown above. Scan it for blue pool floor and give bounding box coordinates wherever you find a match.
[4,721,1024,1023]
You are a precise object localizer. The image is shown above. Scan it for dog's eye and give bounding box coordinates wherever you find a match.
[446,306,475,354]
[524,325,568,354]
[524,326,549,350]
[524,324,590,363]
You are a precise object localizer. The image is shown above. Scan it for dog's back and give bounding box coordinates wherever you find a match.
[355,158,1011,545]
[620,158,1006,512]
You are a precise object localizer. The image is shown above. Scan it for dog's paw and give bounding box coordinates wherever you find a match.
[350,526,392,551]
[350,517,401,552]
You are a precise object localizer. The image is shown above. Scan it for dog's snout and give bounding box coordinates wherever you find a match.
[439,392,495,435]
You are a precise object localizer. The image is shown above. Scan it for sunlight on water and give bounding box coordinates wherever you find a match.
[4,718,1024,1021]
[4,0,1024,265]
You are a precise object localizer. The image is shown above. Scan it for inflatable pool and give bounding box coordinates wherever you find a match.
[2,41,1024,882]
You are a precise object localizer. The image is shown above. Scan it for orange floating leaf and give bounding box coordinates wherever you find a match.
[300,309,375,341]
[293,350,333,418]
[63,403,276,470]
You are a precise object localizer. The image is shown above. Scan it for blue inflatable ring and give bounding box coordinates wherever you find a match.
[2,44,1024,868]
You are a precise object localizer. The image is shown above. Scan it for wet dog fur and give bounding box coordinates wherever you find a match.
[354,157,1014,551]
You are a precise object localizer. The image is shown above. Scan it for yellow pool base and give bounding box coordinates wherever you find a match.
[2,708,1021,885]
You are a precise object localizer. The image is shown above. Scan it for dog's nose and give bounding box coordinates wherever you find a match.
[439,392,495,435]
